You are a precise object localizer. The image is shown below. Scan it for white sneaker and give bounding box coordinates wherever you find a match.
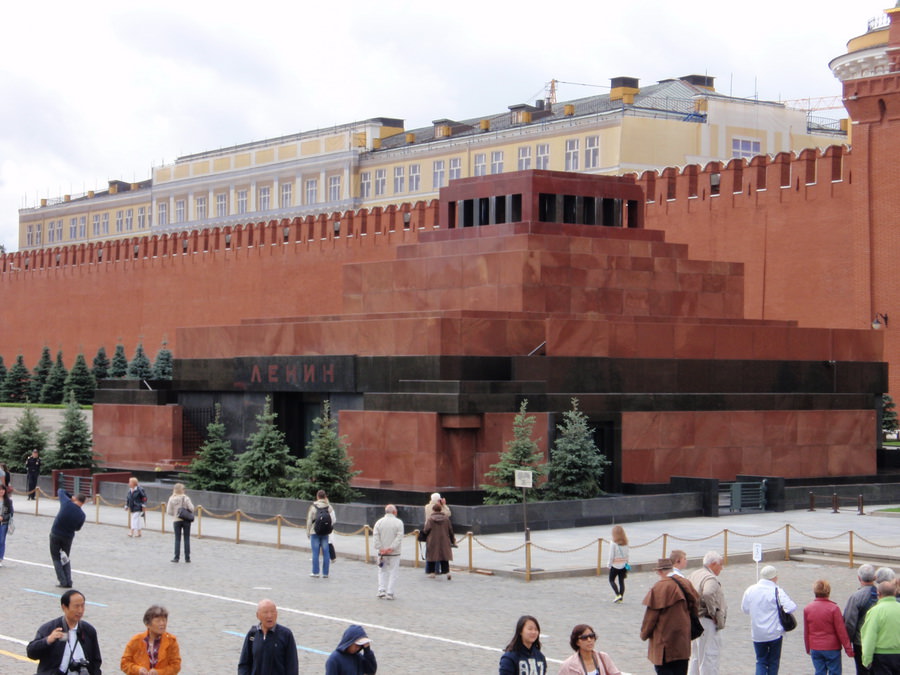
[309,573,319,578]
[385,593,394,600]
[377,591,386,598]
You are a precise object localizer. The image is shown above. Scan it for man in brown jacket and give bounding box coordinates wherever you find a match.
[642,557,699,675]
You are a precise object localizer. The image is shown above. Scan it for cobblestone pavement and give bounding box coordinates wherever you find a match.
[2,496,899,674]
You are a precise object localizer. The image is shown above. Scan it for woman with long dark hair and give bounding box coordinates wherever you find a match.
[499,615,546,675]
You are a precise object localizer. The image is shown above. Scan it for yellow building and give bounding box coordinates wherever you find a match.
[17,75,846,251]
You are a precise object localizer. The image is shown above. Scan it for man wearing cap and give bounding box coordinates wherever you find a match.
[641,557,699,675]
[238,598,298,675]
[860,580,900,673]
[844,563,878,675]
[325,625,377,675]
[741,565,797,675]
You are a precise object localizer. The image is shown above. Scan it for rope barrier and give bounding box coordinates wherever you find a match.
[25,490,900,579]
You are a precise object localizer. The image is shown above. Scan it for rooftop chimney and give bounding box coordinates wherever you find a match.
[610,77,640,104]
[681,74,716,91]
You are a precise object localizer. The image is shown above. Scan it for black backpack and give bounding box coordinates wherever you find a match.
[313,505,333,535]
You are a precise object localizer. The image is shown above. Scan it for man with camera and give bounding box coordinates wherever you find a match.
[27,589,102,675]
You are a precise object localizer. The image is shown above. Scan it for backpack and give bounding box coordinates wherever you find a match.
[313,505,333,535]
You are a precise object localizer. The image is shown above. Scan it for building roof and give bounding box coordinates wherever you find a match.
[374,77,787,151]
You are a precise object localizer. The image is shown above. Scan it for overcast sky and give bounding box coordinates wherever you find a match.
[0,0,890,252]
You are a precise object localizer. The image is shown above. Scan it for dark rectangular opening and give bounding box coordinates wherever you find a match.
[538,193,555,222]
[494,195,506,224]
[583,197,596,225]
[510,193,522,222]
[563,194,577,223]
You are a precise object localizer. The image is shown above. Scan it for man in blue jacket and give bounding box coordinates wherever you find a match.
[325,625,377,675]
[238,598,298,675]
[50,488,86,588]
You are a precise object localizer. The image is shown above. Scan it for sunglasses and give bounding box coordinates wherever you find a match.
[578,633,597,641]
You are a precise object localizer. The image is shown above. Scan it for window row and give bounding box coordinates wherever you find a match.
[358,137,601,199]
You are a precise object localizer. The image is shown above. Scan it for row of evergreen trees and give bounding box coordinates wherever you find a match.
[0,342,173,405]
[0,395,94,474]
[482,398,610,504]
[186,398,360,503]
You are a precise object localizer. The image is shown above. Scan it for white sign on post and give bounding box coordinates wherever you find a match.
[515,470,533,488]
[752,543,763,562]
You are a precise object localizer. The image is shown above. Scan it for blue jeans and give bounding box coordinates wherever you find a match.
[754,637,783,675]
[0,522,8,559]
[811,649,842,674]
[173,520,191,560]
[310,534,329,576]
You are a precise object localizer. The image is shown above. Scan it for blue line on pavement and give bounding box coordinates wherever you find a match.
[22,588,107,607]
[223,630,330,656]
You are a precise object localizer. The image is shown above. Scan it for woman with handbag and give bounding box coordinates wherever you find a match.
[0,484,13,566]
[165,483,194,563]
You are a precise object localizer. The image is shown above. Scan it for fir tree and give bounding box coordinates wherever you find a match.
[29,346,53,402]
[92,346,110,381]
[40,350,69,404]
[3,405,49,472]
[128,343,153,379]
[290,400,360,502]
[481,400,547,504]
[53,392,96,470]
[187,404,236,492]
[152,341,174,380]
[542,398,609,501]
[884,394,899,436]
[0,355,7,401]
[232,396,296,497]
[64,354,97,405]
[110,344,128,378]
[3,355,31,403]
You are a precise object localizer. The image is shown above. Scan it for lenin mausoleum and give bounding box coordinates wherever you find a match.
[2,8,900,495]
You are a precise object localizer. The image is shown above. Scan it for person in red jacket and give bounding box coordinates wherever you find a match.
[803,579,854,675]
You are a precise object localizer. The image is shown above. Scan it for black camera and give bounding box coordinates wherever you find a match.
[68,658,90,674]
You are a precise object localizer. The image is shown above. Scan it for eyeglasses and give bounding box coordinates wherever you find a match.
[578,633,597,641]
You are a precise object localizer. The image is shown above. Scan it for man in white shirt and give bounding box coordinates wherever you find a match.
[741,565,797,675]
[373,504,404,600]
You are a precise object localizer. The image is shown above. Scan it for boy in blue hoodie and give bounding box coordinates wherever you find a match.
[325,625,377,675]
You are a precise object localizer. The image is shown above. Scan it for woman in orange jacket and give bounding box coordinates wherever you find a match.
[120,605,181,675]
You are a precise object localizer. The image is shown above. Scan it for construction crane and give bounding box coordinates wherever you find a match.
[780,96,844,112]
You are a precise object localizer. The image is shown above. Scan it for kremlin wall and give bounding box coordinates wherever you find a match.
[3,9,900,493]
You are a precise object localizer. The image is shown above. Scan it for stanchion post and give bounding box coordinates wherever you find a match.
[414,531,421,569]
[858,495,864,516]
[849,531,854,568]
[525,538,532,583]
[236,510,241,544]
[197,507,202,539]
[364,525,370,564]
[276,515,282,549]
[161,505,166,534]
[723,529,729,566]
[34,487,40,515]
[785,525,791,561]
[467,532,473,572]
[832,493,839,514]
[95,497,100,524]
[597,538,603,577]
[662,533,668,559]
[808,491,815,511]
